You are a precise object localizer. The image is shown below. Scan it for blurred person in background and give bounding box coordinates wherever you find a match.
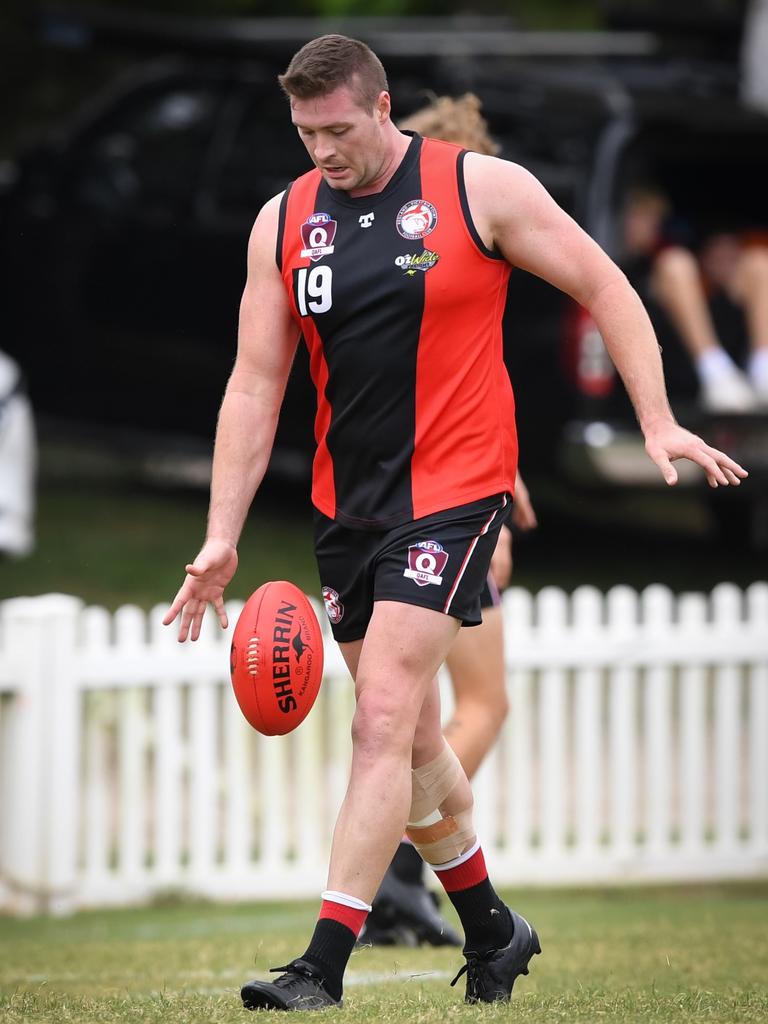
[742,0,768,113]
[165,34,747,1012]
[358,94,538,949]
[0,350,35,557]
[621,186,768,412]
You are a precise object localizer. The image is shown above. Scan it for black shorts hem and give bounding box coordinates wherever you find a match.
[373,592,482,628]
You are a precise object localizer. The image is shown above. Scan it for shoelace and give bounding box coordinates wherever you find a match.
[449,950,492,998]
[268,961,322,991]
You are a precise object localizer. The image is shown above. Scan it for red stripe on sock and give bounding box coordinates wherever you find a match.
[434,847,488,893]
[318,899,368,937]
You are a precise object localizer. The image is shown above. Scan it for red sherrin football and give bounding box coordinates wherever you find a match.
[229,581,324,736]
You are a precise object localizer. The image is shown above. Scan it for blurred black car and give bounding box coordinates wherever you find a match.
[1,48,581,482]
[3,34,768,540]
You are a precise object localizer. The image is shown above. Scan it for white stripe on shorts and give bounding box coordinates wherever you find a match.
[443,495,508,617]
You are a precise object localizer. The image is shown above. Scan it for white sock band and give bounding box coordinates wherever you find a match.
[321,889,372,912]
[432,837,482,873]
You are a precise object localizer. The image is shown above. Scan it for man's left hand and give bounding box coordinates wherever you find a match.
[644,421,749,488]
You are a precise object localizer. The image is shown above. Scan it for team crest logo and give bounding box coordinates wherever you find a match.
[395,250,440,275]
[322,586,344,624]
[396,199,438,240]
[301,212,337,261]
[404,540,449,587]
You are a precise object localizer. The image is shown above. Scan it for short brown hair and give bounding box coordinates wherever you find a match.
[399,94,500,156]
[279,34,388,112]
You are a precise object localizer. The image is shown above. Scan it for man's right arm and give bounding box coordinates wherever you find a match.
[164,193,300,641]
[207,193,300,547]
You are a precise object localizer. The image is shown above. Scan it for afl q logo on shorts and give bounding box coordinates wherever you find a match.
[396,199,438,240]
[404,540,449,587]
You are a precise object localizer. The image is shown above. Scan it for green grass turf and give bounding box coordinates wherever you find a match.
[0,481,318,610]
[1,478,763,613]
[1,883,767,1023]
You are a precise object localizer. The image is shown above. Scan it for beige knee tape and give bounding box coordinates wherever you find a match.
[406,743,475,864]
[406,809,476,864]
[408,742,462,824]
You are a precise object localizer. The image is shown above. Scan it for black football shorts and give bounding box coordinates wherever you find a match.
[314,492,510,643]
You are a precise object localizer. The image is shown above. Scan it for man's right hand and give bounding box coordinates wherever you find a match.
[163,538,239,642]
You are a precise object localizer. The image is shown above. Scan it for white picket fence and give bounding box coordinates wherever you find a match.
[0,583,766,916]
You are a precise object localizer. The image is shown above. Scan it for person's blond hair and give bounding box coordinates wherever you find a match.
[399,93,500,155]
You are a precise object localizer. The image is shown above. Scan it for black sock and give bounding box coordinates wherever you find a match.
[391,841,424,885]
[300,918,356,1001]
[447,879,513,955]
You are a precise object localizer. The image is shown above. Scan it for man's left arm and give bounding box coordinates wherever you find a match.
[464,155,747,488]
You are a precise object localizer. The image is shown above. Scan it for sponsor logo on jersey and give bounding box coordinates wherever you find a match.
[395,250,440,275]
[322,586,345,623]
[404,540,449,587]
[396,199,438,240]
[358,212,375,228]
[301,212,337,261]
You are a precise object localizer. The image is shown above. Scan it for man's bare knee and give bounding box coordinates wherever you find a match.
[454,686,509,725]
[351,688,417,762]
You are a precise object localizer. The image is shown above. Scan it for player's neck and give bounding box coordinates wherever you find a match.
[348,128,412,199]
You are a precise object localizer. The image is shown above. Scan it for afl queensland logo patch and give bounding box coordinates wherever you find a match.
[301,212,337,261]
[396,199,438,240]
[404,540,449,587]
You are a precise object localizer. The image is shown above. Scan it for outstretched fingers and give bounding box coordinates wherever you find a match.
[162,581,192,629]
[163,579,214,641]
[214,595,229,629]
[180,600,206,643]
[163,541,238,641]
[692,444,748,489]
[649,449,678,486]
[647,429,748,489]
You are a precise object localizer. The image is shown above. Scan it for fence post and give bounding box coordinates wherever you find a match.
[0,595,82,914]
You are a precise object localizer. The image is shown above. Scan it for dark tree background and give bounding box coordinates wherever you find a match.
[0,0,748,154]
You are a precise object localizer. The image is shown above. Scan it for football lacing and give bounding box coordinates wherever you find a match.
[246,635,261,675]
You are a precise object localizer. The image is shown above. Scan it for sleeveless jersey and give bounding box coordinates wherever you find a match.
[277,133,518,529]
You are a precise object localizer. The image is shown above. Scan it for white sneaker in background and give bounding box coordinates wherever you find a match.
[747,348,768,407]
[697,348,758,413]
[699,367,758,413]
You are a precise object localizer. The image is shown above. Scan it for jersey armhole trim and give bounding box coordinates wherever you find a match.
[457,151,504,261]
[275,183,293,272]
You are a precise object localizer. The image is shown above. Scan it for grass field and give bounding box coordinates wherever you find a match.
[0,481,319,610]
[1,476,763,611]
[2,883,767,1023]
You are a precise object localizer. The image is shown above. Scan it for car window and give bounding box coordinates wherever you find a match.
[617,123,768,240]
[70,83,225,220]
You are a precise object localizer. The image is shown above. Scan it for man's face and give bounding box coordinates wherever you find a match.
[290,82,390,192]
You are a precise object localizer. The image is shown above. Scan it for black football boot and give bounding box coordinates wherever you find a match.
[450,909,541,1003]
[241,959,341,1011]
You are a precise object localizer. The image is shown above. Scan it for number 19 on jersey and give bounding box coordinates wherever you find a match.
[296,266,333,316]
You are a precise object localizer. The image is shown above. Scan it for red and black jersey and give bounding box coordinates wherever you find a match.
[277,133,517,529]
